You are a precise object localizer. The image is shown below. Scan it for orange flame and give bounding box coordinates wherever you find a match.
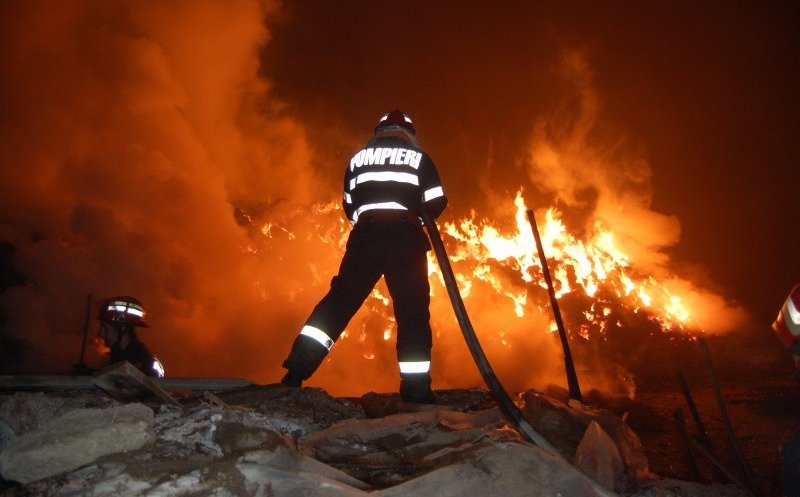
[244,189,696,343]
[440,190,692,331]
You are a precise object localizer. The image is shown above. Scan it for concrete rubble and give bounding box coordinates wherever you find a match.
[0,403,154,484]
[576,420,626,490]
[517,389,652,485]
[0,387,749,497]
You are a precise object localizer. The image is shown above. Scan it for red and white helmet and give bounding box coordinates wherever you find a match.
[97,296,148,327]
[376,109,415,134]
[773,283,800,349]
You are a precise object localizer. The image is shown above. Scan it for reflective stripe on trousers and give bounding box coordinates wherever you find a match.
[300,325,335,351]
[399,361,430,374]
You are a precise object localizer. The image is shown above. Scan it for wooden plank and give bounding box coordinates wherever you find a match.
[91,361,182,409]
[0,375,253,392]
[0,375,96,390]
[159,377,253,391]
[214,383,289,405]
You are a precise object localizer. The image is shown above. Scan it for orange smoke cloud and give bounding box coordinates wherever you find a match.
[0,0,321,381]
[0,0,540,396]
[524,51,749,334]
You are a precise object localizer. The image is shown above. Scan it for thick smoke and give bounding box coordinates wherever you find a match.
[525,52,749,334]
[528,53,682,271]
[0,0,323,381]
[0,1,483,395]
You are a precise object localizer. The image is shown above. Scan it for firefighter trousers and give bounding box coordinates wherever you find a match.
[284,220,433,381]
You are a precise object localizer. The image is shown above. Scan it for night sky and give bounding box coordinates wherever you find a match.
[263,1,800,324]
[0,1,798,392]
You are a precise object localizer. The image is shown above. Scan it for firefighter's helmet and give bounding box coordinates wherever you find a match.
[376,109,415,135]
[773,283,800,349]
[97,296,148,327]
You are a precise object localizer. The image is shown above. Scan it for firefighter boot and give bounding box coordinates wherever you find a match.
[281,334,329,387]
[400,374,435,403]
[280,369,304,388]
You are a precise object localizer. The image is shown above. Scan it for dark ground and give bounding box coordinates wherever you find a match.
[585,376,800,497]
[348,372,798,496]
[0,369,794,495]
[552,313,799,496]
[350,354,799,496]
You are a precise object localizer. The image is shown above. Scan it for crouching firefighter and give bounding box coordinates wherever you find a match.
[97,296,165,377]
[281,109,447,403]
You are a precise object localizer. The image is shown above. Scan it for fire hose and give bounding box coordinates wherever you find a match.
[420,207,619,497]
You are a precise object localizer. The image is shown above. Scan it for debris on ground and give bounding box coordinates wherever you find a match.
[0,385,753,497]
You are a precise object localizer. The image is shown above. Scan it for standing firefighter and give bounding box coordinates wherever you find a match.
[773,283,800,496]
[281,109,447,402]
[97,296,164,377]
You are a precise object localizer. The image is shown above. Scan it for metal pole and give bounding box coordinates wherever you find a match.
[673,407,701,481]
[699,337,761,496]
[677,373,727,482]
[690,438,758,497]
[526,209,583,403]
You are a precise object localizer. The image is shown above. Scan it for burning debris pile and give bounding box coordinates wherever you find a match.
[0,385,749,497]
[235,190,747,396]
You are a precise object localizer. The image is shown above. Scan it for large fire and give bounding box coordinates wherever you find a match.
[249,189,694,328]
[238,188,717,395]
[438,190,692,334]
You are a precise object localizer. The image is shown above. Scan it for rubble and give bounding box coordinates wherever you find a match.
[0,386,751,497]
[0,422,13,453]
[300,407,505,461]
[517,389,651,486]
[0,391,118,436]
[628,479,749,497]
[0,403,154,484]
[221,386,365,437]
[300,406,517,486]
[576,420,626,491]
[377,441,602,497]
